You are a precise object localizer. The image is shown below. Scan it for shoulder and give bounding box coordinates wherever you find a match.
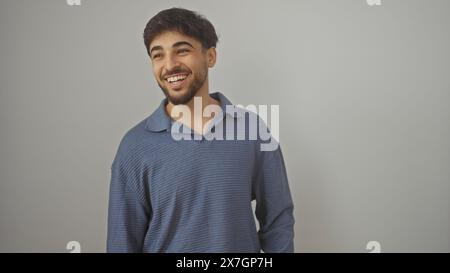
[112,115,160,166]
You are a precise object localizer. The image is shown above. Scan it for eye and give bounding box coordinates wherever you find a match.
[177,48,190,55]
[152,53,162,60]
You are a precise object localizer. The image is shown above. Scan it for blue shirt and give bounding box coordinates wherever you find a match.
[107,92,295,253]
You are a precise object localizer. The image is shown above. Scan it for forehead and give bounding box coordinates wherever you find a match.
[149,31,201,50]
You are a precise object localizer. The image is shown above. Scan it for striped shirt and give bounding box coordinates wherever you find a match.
[107,92,295,253]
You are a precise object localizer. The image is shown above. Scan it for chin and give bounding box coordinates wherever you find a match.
[165,88,196,105]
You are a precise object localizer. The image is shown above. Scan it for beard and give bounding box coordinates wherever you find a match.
[158,67,208,105]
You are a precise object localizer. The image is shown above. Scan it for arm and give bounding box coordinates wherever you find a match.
[253,144,295,253]
[107,146,151,253]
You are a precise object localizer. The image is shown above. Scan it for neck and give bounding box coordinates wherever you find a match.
[165,79,220,134]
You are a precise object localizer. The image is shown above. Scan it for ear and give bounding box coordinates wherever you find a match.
[206,47,217,68]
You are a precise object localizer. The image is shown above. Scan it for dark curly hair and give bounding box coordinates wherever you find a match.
[143,8,218,56]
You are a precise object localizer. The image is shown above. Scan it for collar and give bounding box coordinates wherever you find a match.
[145,92,244,133]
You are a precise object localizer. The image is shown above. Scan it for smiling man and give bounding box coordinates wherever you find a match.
[107,7,295,253]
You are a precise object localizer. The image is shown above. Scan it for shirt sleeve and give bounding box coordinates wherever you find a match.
[106,143,151,253]
[252,144,295,253]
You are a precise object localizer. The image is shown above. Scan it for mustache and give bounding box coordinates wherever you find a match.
[161,67,191,80]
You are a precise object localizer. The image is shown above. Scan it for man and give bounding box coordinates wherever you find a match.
[107,7,295,253]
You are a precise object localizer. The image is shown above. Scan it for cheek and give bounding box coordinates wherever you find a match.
[184,55,203,70]
[152,66,162,81]
[194,62,208,78]
[186,59,207,76]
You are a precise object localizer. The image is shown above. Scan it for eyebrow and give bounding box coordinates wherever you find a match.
[150,41,195,56]
[149,45,163,55]
[172,41,195,49]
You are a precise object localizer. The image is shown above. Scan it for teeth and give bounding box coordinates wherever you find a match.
[167,74,187,83]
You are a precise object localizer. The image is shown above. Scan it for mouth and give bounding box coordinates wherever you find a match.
[164,73,190,90]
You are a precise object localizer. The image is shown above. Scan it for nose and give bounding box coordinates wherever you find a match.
[164,53,180,72]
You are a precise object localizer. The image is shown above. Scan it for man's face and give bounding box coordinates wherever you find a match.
[149,31,215,105]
